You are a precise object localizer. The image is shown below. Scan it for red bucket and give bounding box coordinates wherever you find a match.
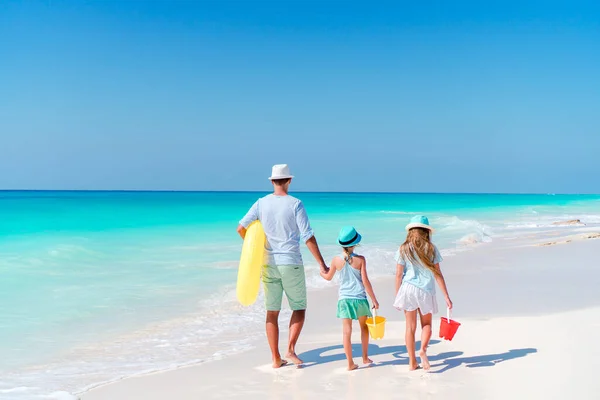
[439,309,461,341]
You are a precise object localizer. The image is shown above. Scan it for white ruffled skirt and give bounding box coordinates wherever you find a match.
[393,282,438,315]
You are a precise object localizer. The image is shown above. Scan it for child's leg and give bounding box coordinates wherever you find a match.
[342,319,358,371]
[404,310,418,370]
[358,316,372,364]
[418,310,433,370]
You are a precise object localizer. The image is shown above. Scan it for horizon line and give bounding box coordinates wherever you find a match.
[0,189,599,196]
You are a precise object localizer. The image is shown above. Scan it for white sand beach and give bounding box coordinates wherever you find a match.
[80,233,600,400]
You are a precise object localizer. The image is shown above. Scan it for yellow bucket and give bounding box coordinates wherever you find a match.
[366,310,386,340]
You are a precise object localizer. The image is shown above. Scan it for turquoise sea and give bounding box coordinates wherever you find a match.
[1,191,600,398]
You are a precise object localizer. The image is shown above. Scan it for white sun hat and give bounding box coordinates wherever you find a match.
[405,215,435,233]
[269,164,294,180]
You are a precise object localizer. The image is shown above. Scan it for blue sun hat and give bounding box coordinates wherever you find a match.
[338,226,362,247]
[405,215,435,233]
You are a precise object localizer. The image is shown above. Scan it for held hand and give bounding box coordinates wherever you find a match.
[372,299,379,310]
[319,264,330,280]
[445,297,453,310]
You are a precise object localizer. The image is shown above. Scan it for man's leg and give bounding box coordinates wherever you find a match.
[281,265,307,365]
[266,310,286,368]
[262,265,286,368]
[287,309,305,365]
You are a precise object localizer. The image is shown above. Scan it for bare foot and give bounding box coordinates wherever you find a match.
[272,359,288,369]
[286,352,303,366]
[363,357,373,365]
[408,362,421,371]
[348,363,359,371]
[419,350,430,370]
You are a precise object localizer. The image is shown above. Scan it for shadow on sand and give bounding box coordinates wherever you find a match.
[298,340,446,368]
[430,348,538,373]
[298,343,537,372]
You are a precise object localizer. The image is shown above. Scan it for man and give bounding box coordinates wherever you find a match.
[237,164,328,368]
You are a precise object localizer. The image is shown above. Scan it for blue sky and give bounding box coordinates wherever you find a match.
[1,1,599,193]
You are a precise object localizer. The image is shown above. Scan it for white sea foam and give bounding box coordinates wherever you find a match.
[504,223,543,229]
[457,233,491,245]
[504,214,600,230]
[434,216,494,246]
[1,285,268,400]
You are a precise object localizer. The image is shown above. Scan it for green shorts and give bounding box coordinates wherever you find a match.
[262,264,306,311]
[337,298,372,320]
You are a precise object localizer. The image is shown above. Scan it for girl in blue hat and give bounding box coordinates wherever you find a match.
[394,215,453,371]
[321,226,379,371]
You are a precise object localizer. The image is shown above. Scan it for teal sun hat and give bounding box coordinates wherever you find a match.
[405,215,435,233]
[338,226,362,247]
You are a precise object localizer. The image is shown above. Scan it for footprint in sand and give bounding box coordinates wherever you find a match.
[255,363,303,375]
[392,365,431,378]
[330,362,377,375]
[333,366,354,374]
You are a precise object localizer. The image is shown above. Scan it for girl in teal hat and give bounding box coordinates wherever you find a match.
[320,226,379,371]
[394,215,453,371]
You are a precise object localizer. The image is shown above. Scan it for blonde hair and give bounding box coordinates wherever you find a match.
[400,228,440,277]
[342,246,355,263]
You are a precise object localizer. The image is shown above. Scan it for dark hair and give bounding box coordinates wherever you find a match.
[271,178,291,186]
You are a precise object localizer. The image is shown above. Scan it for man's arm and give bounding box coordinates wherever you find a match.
[295,201,327,272]
[306,236,328,273]
[320,257,340,281]
[237,224,247,240]
[237,201,259,240]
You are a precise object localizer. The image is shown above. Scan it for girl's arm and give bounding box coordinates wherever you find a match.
[360,258,379,309]
[395,263,404,296]
[320,257,341,281]
[434,263,453,309]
